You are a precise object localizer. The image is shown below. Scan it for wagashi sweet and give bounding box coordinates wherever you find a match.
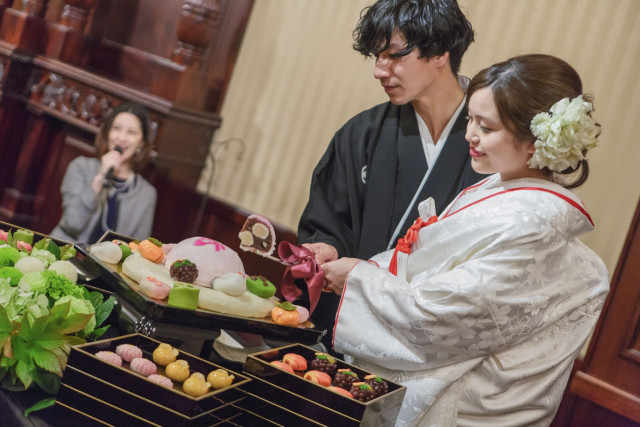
[212,272,246,296]
[364,374,389,397]
[334,369,359,390]
[164,237,245,287]
[246,275,276,298]
[165,359,190,382]
[349,382,376,402]
[139,276,171,299]
[115,344,143,362]
[282,353,307,371]
[90,241,122,264]
[207,369,235,389]
[167,281,200,310]
[271,301,300,326]
[238,214,276,256]
[303,370,332,387]
[169,259,198,283]
[138,238,164,263]
[270,360,294,373]
[122,252,276,318]
[130,357,157,377]
[183,373,211,397]
[327,386,354,399]
[152,343,179,366]
[95,351,122,367]
[147,374,174,389]
[309,352,337,376]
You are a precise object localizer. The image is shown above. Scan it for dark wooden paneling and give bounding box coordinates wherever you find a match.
[0,1,257,254]
[556,198,640,426]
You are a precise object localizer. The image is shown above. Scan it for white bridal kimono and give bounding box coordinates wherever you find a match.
[333,174,609,427]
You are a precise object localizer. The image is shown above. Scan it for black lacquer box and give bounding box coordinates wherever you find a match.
[75,231,326,345]
[56,333,252,426]
[242,344,407,426]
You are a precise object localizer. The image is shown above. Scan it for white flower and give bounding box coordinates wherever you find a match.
[528,96,599,172]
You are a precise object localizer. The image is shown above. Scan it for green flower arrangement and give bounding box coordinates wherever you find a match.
[0,228,115,397]
[528,95,599,172]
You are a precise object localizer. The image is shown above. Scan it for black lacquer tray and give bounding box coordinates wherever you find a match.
[243,344,407,426]
[74,231,325,345]
[58,333,251,426]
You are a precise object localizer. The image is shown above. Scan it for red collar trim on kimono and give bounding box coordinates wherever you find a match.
[441,187,594,226]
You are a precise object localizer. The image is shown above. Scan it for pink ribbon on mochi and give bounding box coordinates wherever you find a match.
[278,241,325,314]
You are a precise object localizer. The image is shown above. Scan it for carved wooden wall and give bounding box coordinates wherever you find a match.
[0,0,267,249]
[553,197,640,426]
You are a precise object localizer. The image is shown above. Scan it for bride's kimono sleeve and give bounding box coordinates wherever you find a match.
[333,209,609,372]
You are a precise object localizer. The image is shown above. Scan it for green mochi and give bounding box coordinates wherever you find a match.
[245,275,276,299]
[167,281,200,310]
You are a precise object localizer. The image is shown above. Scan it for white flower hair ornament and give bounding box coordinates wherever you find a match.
[528,95,599,172]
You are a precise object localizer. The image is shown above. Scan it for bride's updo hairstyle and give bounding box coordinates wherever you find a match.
[467,54,600,188]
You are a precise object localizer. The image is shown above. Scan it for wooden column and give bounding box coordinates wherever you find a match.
[58,0,95,31]
[173,0,221,67]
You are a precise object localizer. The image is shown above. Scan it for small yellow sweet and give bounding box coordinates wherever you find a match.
[207,369,235,389]
[182,372,211,397]
[165,359,190,382]
[153,343,179,366]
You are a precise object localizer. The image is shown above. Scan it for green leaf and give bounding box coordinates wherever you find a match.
[87,291,104,310]
[56,312,92,335]
[31,369,60,395]
[94,296,115,327]
[33,237,45,251]
[46,240,61,260]
[0,306,18,358]
[48,300,70,320]
[59,245,76,261]
[30,349,62,375]
[24,396,56,417]
[87,324,110,341]
[15,357,35,390]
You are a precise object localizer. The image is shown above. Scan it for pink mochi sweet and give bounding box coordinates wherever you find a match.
[130,357,157,377]
[164,237,245,287]
[148,374,174,388]
[95,351,123,367]
[115,344,143,362]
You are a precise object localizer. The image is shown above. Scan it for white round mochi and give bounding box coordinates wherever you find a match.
[90,241,122,264]
[213,272,247,296]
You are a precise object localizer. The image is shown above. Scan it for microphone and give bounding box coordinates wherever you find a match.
[103,146,123,187]
[105,146,123,182]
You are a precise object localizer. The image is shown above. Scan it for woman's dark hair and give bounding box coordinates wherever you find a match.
[95,102,153,173]
[467,54,601,188]
[353,0,474,75]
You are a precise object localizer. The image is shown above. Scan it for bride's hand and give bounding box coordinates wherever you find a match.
[321,258,360,295]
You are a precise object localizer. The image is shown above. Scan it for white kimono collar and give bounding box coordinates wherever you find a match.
[441,173,593,226]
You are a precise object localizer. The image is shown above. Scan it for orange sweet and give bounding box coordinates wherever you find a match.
[138,239,164,263]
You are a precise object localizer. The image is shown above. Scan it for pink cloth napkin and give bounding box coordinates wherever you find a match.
[278,241,325,314]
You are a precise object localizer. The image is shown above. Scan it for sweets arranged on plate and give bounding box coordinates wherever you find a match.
[89,234,308,326]
[268,352,390,402]
[94,342,235,397]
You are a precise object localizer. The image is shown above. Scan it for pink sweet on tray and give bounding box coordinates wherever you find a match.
[115,343,143,362]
